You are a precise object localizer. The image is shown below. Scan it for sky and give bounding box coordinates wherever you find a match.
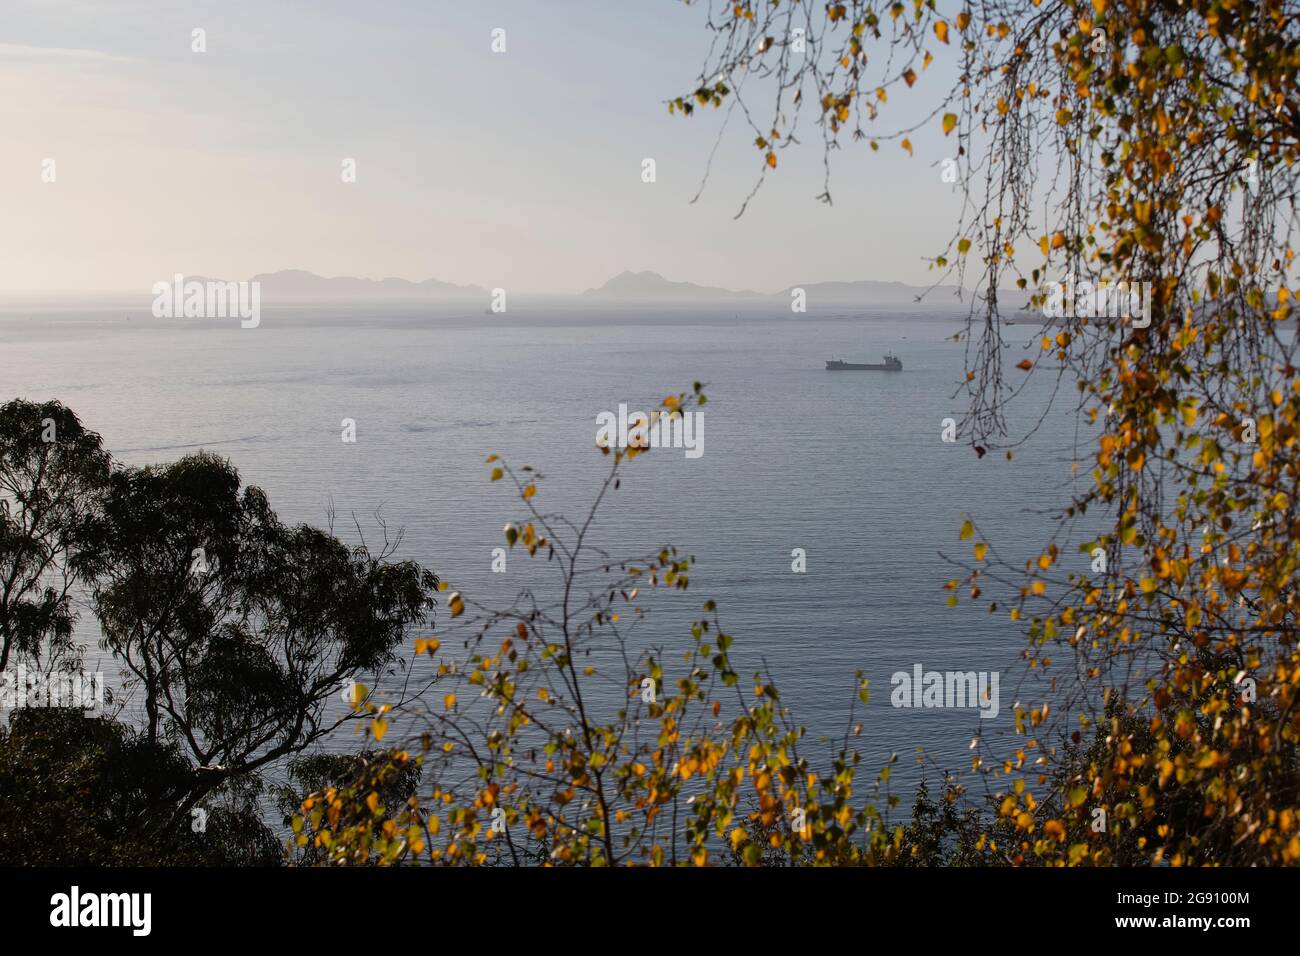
[0,0,971,296]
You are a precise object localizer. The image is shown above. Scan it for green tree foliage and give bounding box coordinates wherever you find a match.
[0,401,440,863]
[0,400,111,673]
[0,708,280,865]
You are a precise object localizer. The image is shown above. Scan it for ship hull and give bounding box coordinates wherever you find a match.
[825,362,901,371]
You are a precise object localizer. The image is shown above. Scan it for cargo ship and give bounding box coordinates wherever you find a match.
[825,353,902,371]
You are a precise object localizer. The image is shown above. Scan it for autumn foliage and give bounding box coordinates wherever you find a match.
[302,1,1300,865]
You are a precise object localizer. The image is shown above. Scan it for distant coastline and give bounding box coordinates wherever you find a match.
[2,268,1036,310]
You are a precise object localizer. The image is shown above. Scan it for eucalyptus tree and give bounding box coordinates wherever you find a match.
[0,399,112,674]
[93,450,440,833]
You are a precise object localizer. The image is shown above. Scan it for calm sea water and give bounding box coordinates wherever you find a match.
[2,303,1096,794]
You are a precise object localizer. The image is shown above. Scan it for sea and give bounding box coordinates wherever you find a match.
[1,301,1100,807]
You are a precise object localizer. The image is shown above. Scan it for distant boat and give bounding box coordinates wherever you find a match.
[825,353,902,371]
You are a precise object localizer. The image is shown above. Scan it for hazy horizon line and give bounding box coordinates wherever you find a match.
[0,266,987,303]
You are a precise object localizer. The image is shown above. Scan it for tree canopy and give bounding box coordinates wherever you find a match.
[0,401,439,864]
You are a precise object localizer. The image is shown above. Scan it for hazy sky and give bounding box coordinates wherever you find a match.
[1,0,969,295]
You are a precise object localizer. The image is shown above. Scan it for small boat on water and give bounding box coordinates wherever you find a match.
[825,353,902,371]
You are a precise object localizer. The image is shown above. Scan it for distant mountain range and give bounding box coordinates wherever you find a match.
[238,270,485,301]
[582,270,766,300]
[168,268,969,306]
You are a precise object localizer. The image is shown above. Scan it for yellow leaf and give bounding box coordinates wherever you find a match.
[901,138,913,156]
[766,151,777,168]
[1016,359,1033,371]
[372,717,389,742]
[942,112,957,135]
[448,591,465,617]
[974,542,988,561]
[522,484,536,500]
[490,467,503,481]
[935,21,950,43]
[960,520,974,540]
[348,682,368,709]
[444,692,456,711]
